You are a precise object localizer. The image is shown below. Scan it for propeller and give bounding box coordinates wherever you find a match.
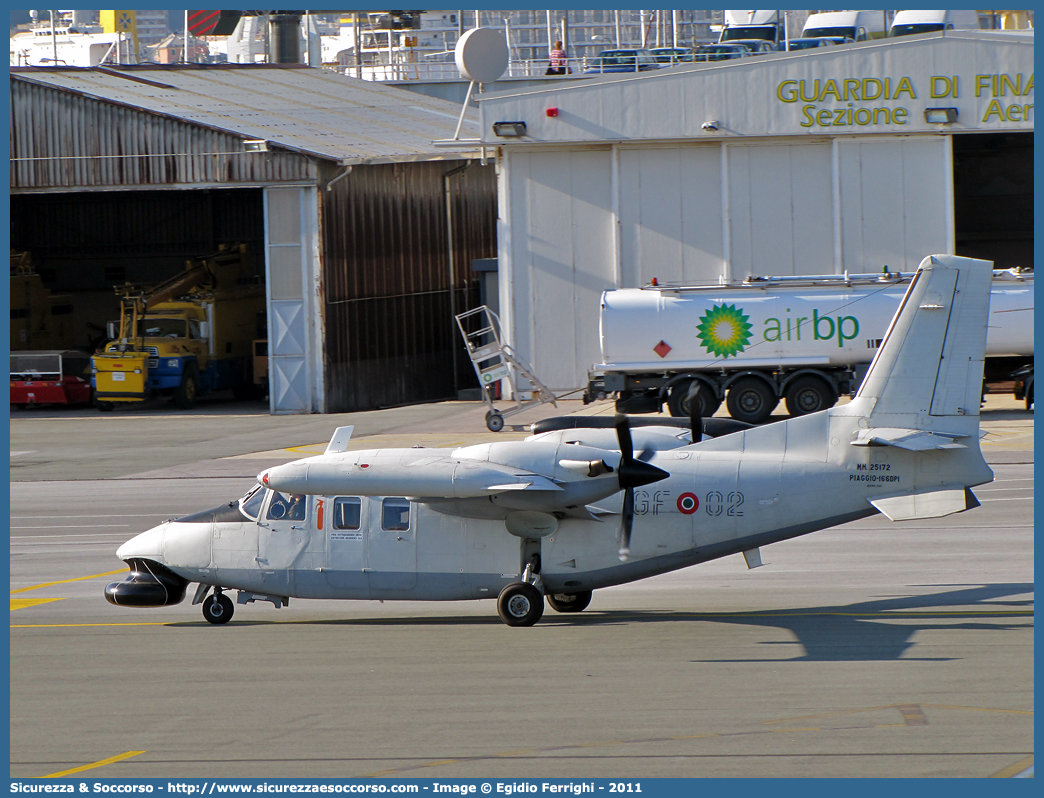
[686,381,703,442]
[614,413,669,561]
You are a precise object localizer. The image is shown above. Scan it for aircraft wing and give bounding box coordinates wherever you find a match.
[260,456,562,498]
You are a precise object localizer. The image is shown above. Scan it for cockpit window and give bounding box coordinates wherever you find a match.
[267,491,307,521]
[239,486,266,520]
[382,498,411,531]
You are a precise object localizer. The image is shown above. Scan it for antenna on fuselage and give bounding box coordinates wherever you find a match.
[325,426,355,454]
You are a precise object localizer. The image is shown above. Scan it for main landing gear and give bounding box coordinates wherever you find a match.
[546,590,593,613]
[496,553,595,626]
[497,553,544,627]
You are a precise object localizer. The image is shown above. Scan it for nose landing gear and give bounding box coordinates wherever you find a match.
[203,591,234,624]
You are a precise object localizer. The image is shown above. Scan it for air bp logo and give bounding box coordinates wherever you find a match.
[696,304,752,358]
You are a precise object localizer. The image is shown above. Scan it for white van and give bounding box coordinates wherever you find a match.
[802,10,889,42]
[890,10,983,36]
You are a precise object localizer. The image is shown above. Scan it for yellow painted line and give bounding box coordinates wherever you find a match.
[44,750,145,778]
[494,749,537,757]
[990,755,1034,778]
[361,771,400,778]
[12,622,174,629]
[421,760,459,768]
[11,598,64,611]
[11,568,129,595]
[764,705,896,725]
[921,704,1034,716]
[770,727,821,733]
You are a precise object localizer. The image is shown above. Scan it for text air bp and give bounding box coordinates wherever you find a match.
[696,302,860,357]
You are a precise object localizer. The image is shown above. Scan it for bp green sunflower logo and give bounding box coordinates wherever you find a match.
[696,304,752,358]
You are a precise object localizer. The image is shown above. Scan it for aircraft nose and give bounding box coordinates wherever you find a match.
[116,524,165,562]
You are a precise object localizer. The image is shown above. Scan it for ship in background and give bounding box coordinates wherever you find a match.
[10,10,124,67]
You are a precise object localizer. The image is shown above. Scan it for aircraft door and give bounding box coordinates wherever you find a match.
[323,496,370,597]
[256,490,309,594]
[366,497,418,593]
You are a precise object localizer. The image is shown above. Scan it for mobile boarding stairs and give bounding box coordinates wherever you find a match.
[455,306,558,431]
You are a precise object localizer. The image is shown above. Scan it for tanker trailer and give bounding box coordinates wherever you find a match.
[585,268,1033,424]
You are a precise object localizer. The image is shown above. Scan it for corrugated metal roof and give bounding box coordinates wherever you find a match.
[11,64,480,164]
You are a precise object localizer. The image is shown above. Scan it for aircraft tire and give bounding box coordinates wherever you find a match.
[497,583,544,627]
[202,593,234,625]
[726,377,777,424]
[546,590,592,613]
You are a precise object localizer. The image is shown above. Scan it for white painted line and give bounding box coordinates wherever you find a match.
[10,514,187,519]
[12,533,132,539]
[10,525,132,530]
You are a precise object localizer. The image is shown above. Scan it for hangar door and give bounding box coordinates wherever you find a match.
[264,186,322,414]
[619,136,953,284]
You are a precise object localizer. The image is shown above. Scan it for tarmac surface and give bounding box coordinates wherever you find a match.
[9,392,1034,779]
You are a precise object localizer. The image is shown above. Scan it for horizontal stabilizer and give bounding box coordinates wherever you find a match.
[870,486,980,521]
[851,428,967,451]
[325,426,355,454]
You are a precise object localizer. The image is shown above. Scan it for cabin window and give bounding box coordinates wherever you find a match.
[267,491,307,521]
[239,486,266,520]
[333,497,362,530]
[381,498,411,531]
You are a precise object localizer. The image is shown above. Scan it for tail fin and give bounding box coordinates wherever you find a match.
[854,254,993,432]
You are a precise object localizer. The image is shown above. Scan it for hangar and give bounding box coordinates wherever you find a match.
[10,64,496,413]
[476,31,1034,391]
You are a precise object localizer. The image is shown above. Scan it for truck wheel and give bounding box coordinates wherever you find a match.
[726,377,778,424]
[174,364,199,410]
[667,381,721,418]
[96,401,114,412]
[784,376,837,416]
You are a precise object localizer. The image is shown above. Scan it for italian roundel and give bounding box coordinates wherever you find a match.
[677,492,699,514]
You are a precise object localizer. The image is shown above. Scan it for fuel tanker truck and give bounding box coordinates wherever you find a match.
[584,268,1033,424]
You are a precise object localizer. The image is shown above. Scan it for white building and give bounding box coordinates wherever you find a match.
[477,31,1034,390]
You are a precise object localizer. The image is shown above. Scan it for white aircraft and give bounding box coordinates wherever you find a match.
[106,255,996,627]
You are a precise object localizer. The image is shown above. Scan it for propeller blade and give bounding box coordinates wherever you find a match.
[618,487,633,560]
[637,447,655,462]
[614,413,670,488]
[687,382,703,442]
[614,413,634,462]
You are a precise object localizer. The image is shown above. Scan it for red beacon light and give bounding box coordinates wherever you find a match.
[650,277,659,286]
[546,107,559,117]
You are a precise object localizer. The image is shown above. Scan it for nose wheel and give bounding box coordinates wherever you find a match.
[203,592,234,624]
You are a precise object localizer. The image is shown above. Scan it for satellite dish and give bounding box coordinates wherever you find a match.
[455,27,509,83]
